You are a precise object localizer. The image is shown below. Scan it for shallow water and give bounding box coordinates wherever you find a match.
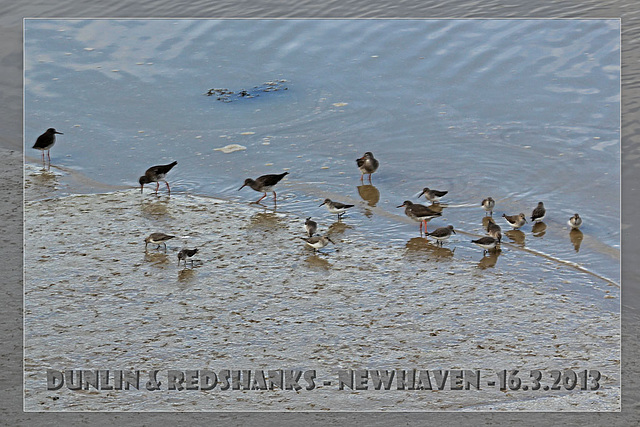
[22,19,621,411]
[24,19,620,282]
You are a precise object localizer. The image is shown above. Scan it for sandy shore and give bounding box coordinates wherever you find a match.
[23,164,620,411]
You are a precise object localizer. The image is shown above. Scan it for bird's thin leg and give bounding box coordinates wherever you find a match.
[360,174,364,183]
[47,150,51,162]
[368,174,372,183]
[256,193,267,203]
[155,182,160,194]
[272,191,277,201]
[166,181,171,194]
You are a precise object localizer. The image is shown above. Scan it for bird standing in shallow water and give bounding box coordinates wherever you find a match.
[139,161,178,194]
[356,152,379,182]
[486,217,502,243]
[178,248,199,266]
[531,202,546,223]
[419,187,448,203]
[502,213,527,229]
[319,198,354,220]
[426,225,456,245]
[471,236,499,254]
[144,232,175,250]
[301,235,334,253]
[397,200,442,234]
[304,217,318,237]
[568,213,582,229]
[238,172,289,204]
[481,197,495,216]
[33,128,63,163]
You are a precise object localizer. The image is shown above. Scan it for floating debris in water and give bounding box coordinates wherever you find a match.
[205,80,288,102]
[214,144,246,154]
[332,102,348,107]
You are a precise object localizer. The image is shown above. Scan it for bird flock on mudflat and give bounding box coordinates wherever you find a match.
[32,130,584,264]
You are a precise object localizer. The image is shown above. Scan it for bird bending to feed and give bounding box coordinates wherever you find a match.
[144,232,175,250]
[139,161,178,194]
[305,217,318,237]
[481,197,495,216]
[33,128,63,163]
[471,236,499,254]
[486,217,502,243]
[319,198,354,220]
[426,225,456,245]
[397,200,442,234]
[419,187,448,203]
[356,152,379,182]
[568,213,582,229]
[178,248,199,266]
[238,172,289,204]
[301,235,334,252]
[502,213,527,229]
[531,202,546,223]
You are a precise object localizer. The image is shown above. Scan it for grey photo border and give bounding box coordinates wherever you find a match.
[3,0,638,425]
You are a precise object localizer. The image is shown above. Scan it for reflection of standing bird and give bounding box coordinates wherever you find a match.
[139,161,178,194]
[502,213,527,229]
[397,200,442,234]
[144,232,175,250]
[33,128,63,163]
[426,225,456,245]
[238,172,289,204]
[481,197,495,216]
[568,213,582,229]
[304,217,318,237]
[531,202,546,223]
[301,235,334,253]
[178,248,199,266]
[419,187,448,203]
[356,152,379,182]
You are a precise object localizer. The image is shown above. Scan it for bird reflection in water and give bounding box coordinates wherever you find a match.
[404,237,455,260]
[357,184,380,207]
[570,229,583,252]
[532,222,547,237]
[477,249,501,269]
[505,230,526,246]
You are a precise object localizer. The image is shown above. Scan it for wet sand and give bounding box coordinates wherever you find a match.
[24,164,620,411]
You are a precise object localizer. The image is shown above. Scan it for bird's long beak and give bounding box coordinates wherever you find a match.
[452,230,457,234]
[55,131,64,135]
[238,184,246,191]
[417,189,426,198]
[396,203,405,208]
[327,237,335,244]
[319,202,325,207]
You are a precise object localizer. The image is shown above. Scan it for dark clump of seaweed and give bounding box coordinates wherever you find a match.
[205,79,288,102]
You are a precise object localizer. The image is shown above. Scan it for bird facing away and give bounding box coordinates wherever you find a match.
[531,202,546,223]
[481,197,495,216]
[178,248,199,266]
[486,217,502,243]
[238,172,289,204]
[419,187,448,203]
[356,152,379,182]
[33,128,63,163]
[568,213,582,229]
[301,235,334,253]
[144,232,175,250]
[139,161,178,194]
[305,217,318,237]
[319,198,355,220]
[502,213,527,230]
[426,225,456,245]
[397,200,442,234]
[471,236,499,254]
